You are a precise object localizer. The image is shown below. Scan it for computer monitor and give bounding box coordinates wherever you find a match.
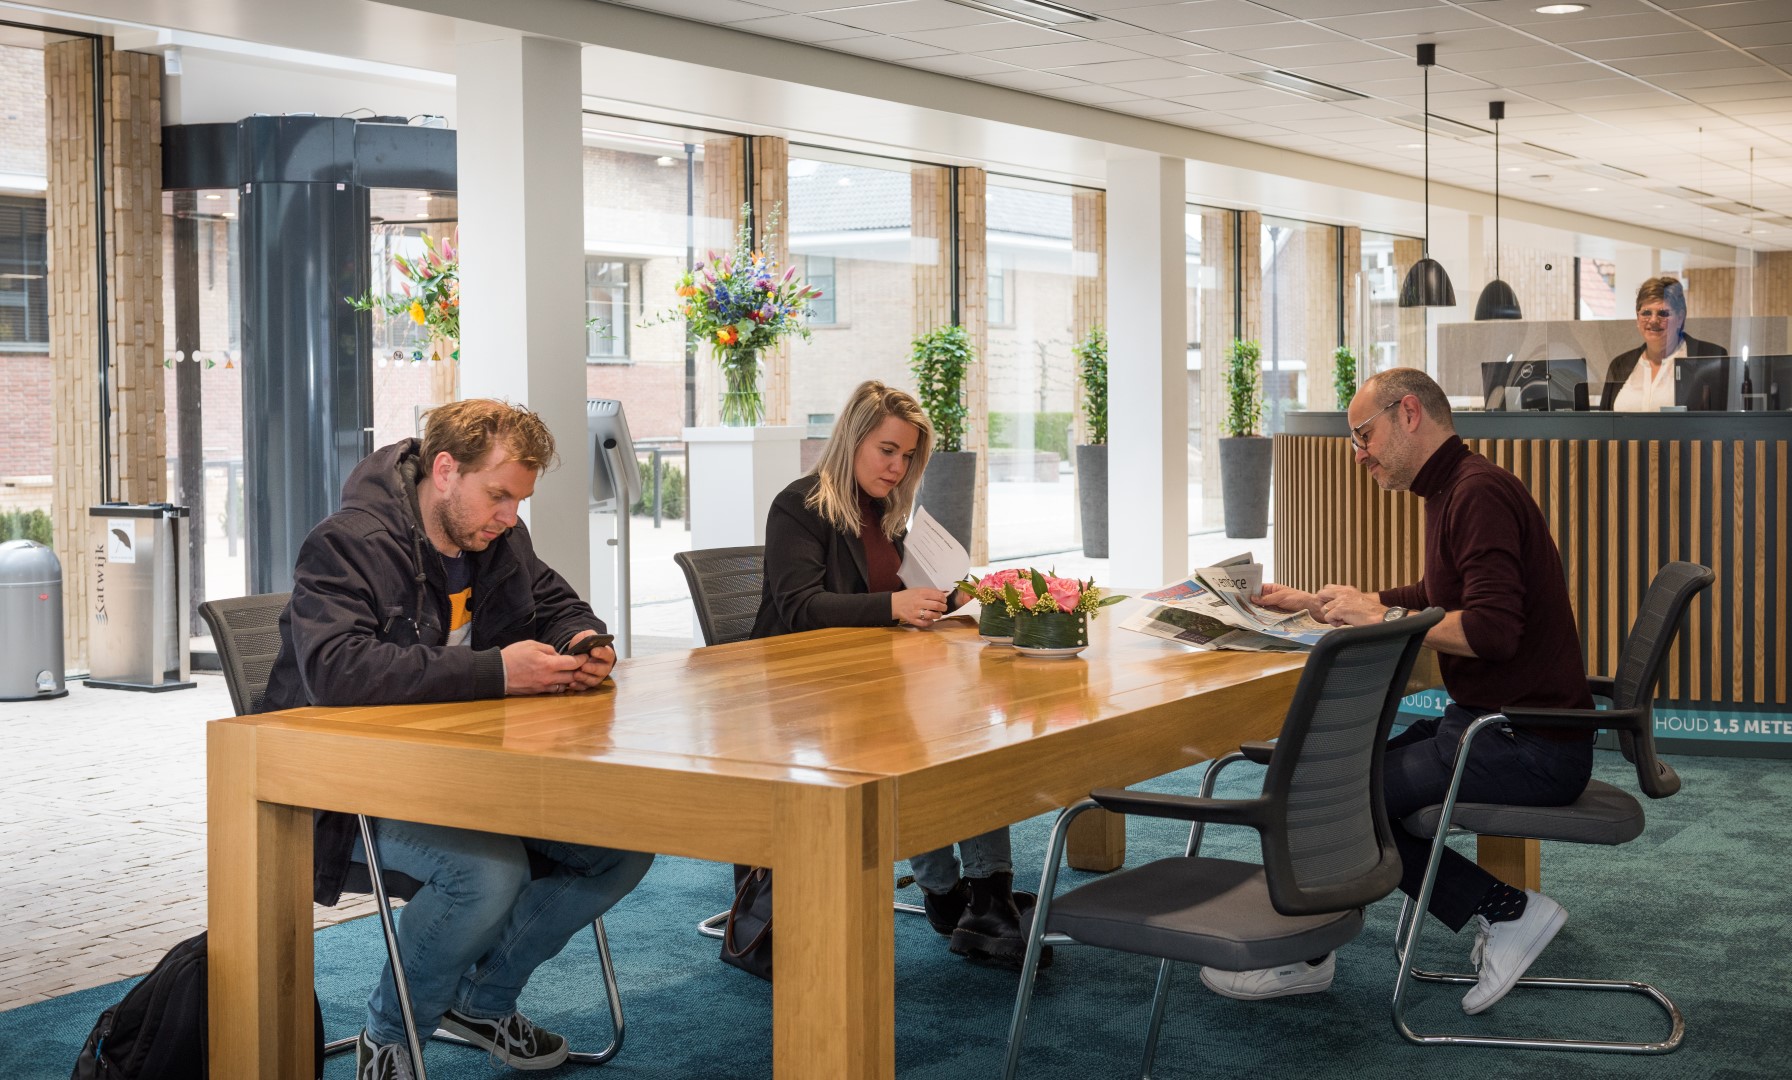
[1481,358,1588,411]
[1673,356,1739,412]
[1743,355,1792,411]
[586,399,642,510]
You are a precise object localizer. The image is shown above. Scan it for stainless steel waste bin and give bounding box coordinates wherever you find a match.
[0,539,67,700]
[87,504,196,692]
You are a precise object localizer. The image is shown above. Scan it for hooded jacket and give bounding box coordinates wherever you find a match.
[261,438,603,905]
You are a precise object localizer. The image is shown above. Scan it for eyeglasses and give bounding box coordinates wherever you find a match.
[1349,400,1401,453]
[1637,308,1678,324]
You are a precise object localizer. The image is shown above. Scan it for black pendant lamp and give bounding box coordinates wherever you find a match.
[1475,100,1523,320]
[1399,43,1456,308]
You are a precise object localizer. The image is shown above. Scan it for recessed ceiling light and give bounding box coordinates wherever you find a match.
[1231,69,1366,103]
[943,0,1095,29]
[1534,3,1587,13]
[1584,186,1601,192]
[1653,204,1668,209]
[1505,166,1524,172]
[1400,143,1424,149]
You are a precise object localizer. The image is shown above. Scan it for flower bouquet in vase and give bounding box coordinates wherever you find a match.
[651,203,820,426]
[957,568,1031,644]
[1005,569,1125,657]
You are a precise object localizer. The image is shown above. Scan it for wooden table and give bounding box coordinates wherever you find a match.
[206,613,1308,1079]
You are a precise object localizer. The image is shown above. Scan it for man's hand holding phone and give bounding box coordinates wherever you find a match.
[560,630,617,691]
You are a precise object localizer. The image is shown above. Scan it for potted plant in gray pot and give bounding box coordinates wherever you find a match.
[1219,338,1271,538]
[910,324,977,550]
[1071,325,1109,558]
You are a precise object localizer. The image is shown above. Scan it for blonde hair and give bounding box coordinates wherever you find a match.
[806,381,932,540]
[420,398,558,474]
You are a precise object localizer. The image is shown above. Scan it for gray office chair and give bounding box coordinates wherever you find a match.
[1001,608,1442,1080]
[672,545,765,647]
[673,545,932,942]
[1390,561,1712,1054]
[199,594,625,1078]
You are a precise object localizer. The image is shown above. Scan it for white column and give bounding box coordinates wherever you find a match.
[455,33,591,597]
[1105,152,1187,586]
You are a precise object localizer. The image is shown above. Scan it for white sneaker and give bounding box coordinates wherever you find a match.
[1462,890,1566,1015]
[1199,953,1334,1000]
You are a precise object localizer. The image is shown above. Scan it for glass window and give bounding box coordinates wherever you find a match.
[804,254,837,325]
[985,175,1084,560]
[368,192,459,450]
[0,196,48,350]
[1358,230,1412,375]
[1188,205,1235,532]
[586,258,631,361]
[786,150,918,429]
[1259,215,1339,433]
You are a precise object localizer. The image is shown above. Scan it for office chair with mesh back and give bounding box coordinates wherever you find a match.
[672,546,765,647]
[1390,561,1712,1054]
[199,593,626,1079]
[1000,609,1442,1080]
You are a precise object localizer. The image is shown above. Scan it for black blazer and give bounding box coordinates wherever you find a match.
[1599,333,1727,410]
[751,475,904,638]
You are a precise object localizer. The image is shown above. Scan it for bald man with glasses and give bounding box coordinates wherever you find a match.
[1201,367,1593,1019]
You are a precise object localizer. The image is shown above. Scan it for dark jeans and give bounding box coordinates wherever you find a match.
[1385,704,1592,932]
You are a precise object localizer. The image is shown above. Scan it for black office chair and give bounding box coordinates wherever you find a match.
[199,594,625,1079]
[672,545,765,648]
[1390,561,1712,1054]
[1001,608,1443,1080]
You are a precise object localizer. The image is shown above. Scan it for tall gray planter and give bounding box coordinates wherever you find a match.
[1219,436,1272,539]
[919,450,977,551]
[1075,444,1108,559]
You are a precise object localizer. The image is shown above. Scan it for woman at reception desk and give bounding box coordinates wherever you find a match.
[1600,276,1727,411]
[1276,406,1790,758]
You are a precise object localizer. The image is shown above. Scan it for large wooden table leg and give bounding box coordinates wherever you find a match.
[773,780,895,1079]
[207,722,314,1079]
[1066,807,1125,872]
[1477,835,1541,891]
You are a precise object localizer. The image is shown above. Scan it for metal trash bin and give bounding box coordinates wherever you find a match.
[87,503,196,692]
[0,539,67,700]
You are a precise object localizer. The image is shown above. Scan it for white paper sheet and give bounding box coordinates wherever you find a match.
[898,506,970,591]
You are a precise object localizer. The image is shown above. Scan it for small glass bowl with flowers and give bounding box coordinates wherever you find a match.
[1006,569,1125,657]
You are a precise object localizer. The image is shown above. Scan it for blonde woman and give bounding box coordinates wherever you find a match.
[750,380,1045,966]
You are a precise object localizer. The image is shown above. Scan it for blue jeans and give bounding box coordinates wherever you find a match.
[1385,705,1591,932]
[909,827,1012,893]
[349,819,653,1047]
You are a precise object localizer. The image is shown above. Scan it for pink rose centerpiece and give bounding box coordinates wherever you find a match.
[958,568,1030,643]
[998,568,1126,656]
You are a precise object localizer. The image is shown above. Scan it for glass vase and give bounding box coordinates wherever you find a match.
[719,349,764,427]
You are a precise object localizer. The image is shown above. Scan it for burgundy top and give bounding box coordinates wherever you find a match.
[857,491,902,594]
[1378,436,1594,737]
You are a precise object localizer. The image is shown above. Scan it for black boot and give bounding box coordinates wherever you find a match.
[949,872,1052,969]
[920,877,1039,938]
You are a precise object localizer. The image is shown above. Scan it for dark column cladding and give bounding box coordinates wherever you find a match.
[170,190,205,627]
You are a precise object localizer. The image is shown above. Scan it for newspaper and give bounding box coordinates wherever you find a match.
[898,506,971,591]
[1123,553,1335,651]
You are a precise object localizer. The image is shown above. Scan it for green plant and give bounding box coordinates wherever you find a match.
[630,460,685,519]
[347,231,459,360]
[1073,325,1108,445]
[1332,346,1358,410]
[0,508,53,545]
[1223,339,1263,438]
[909,324,974,452]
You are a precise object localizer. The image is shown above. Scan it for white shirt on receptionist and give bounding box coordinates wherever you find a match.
[1611,339,1688,412]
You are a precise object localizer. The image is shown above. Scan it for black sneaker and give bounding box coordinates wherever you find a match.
[355,1030,416,1080]
[437,1008,570,1070]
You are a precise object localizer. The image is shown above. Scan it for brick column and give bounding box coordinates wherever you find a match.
[1070,189,1105,449]
[46,39,164,671]
[1303,224,1341,410]
[749,136,792,427]
[1197,208,1241,523]
[696,136,746,427]
[1341,226,1362,399]
[1394,236,1427,371]
[956,167,989,566]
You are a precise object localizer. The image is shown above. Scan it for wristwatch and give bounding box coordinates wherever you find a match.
[1382,605,1407,621]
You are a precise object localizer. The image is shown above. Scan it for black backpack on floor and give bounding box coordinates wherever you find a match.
[71,931,324,1080]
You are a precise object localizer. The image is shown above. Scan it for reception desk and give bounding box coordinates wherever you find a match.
[1276,411,1792,756]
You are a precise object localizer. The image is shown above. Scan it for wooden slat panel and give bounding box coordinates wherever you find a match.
[1691,440,1702,702]
[1780,441,1788,705]
[1735,441,1745,701]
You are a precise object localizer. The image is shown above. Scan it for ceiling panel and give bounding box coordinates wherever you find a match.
[1178,21,1347,51]
[1045,56,1219,82]
[1576,33,1730,60]
[724,13,875,42]
[898,21,1072,51]
[1681,2,1792,30]
[1611,50,1756,77]
[1096,2,1291,34]
[819,34,951,61]
[978,40,1149,66]
[813,1,994,35]
[901,52,1022,76]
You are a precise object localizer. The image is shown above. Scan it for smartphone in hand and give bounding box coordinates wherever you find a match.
[561,633,615,657]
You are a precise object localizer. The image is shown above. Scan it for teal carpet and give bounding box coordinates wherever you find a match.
[4,749,1787,1079]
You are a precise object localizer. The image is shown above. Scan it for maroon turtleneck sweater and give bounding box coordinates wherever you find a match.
[1378,436,1594,735]
[857,491,902,594]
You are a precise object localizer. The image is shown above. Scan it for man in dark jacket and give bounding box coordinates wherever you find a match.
[263,399,653,1080]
